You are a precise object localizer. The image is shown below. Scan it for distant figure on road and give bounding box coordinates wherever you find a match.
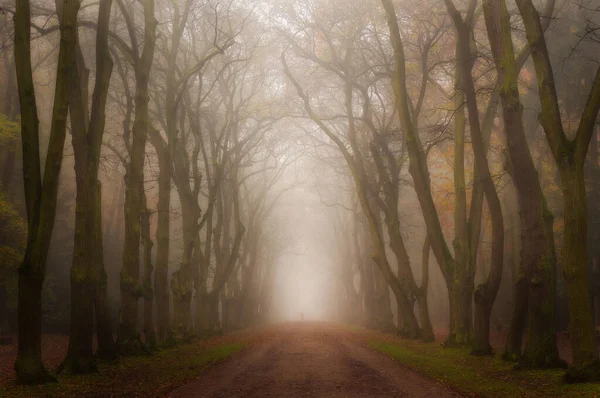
[300,312,304,321]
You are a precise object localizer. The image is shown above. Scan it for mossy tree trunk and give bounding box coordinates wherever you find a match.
[118,0,156,354]
[447,26,474,346]
[171,140,201,335]
[93,183,117,360]
[62,0,116,373]
[371,134,434,340]
[444,0,505,355]
[13,0,78,384]
[354,216,376,327]
[382,0,502,349]
[148,129,172,343]
[483,0,563,368]
[516,0,600,379]
[141,193,156,348]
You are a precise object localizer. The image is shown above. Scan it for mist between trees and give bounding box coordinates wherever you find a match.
[1,0,600,386]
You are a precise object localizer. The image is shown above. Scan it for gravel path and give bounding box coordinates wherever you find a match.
[168,323,463,398]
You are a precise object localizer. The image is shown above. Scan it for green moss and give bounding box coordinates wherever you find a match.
[6,341,244,396]
[369,338,600,397]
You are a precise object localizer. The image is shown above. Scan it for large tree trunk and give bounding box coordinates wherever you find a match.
[448,32,473,346]
[381,0,457,342]
[444,1,505,355]
[64,176,96,373]
[149,130,172,344]
[94,183,117,360]
[416,237,434,341]
[354,220,376,328]
[63,0,115,372]
[170,194,197,336]
[13,0,78,384]
[561,165,599,373]
[481,0,563,367]
[515,0,600,379]
[118,0,156,354]
[504,267,529,361]
[119,167,143,351]
[373,264,395,332]
[141,194,156,348]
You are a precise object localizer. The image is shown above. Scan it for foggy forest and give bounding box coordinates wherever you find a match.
[1,0,600,396]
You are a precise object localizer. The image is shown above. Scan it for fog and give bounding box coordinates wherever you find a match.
[2,0,600,384]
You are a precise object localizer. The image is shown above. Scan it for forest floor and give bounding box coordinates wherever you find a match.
[0,323,599,397]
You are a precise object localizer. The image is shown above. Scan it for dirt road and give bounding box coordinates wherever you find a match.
[168,323,462,397]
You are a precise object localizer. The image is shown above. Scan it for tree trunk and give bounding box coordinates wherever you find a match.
[94,183,117,360]
[141,194,156,348]
[373,264,396,332]
[119,0,156,354]
[63,175,96,373]
[482,0,563,367]
[504,271,528,361]
[417,237,434,341]
[561,165,599,374]
[197,293,220,332]
[448,31,472,346]
[515,0,600,378]
[170,196,196,336]
[443,2,505,355]
[63,0,115,368]
[14,0,78,383]
[149,131,171,344]
[381,1,457,343]
[119,169,143,352]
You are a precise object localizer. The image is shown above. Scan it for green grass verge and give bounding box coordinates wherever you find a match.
[1,341,245,397]
[369,339,600,397]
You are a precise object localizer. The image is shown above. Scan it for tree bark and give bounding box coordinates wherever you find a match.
[148,129,172,344]
[516,0,600,379]
[93,182,117,360]
[141,193,156,348]
[483,0,563,367]
[62,0,115,373]
[14,0,78,384]
[118,0,156,354]
[444,0,505,355]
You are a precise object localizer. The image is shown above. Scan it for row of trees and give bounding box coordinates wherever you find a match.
[3,0,600,386]
[276,0,600,382]
[3,0,297,384]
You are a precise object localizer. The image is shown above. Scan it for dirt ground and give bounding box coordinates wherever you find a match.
[168,322,463,398]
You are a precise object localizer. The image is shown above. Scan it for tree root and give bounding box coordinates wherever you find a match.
[57,356,97,375]
[117,333,151,356]
[470,345,493,356]
[15,358,57,385]
[513,354,567,371]
[563,361,600,383]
